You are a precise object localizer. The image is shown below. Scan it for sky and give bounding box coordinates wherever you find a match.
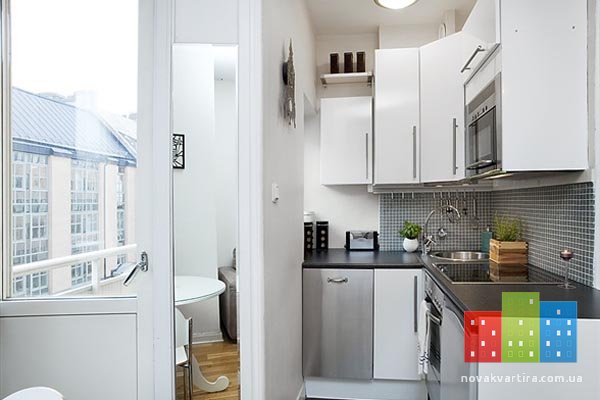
[11,0,138,116]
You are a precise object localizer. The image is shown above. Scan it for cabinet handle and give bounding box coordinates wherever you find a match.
[452,118,457,176]
[365,133,369,180]
[412,126,417,180]
[327,277,349,284]
[461,45,485,73]
[413,275,418,333]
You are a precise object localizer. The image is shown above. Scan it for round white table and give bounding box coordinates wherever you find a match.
[174,276,229,393]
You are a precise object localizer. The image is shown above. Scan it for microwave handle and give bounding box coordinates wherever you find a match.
[461,45,485,73]
[466,159,495,170]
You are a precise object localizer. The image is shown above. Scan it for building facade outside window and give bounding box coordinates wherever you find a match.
[71,160,100,286]
[12,271,49,297]
[12,151,49,265]
[12,151,50,297]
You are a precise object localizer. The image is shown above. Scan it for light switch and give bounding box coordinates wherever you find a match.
[271,183,280,203]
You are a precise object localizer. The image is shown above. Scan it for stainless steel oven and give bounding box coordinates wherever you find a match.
[424,273,443,400]
[466,73,502,179]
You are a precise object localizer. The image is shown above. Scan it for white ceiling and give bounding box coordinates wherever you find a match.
[213,45,238,82]
[306,0,477,35]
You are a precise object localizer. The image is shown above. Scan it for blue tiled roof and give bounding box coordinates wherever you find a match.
[12,88,136,163]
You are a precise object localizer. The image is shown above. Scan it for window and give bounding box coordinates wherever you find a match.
[71,160,100,286]
[12,271,49,297]
[12,152,49,265]
[5,0,138,298]
[71,263,93,287]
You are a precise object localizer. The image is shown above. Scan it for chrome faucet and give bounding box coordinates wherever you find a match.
[422,205,461,255]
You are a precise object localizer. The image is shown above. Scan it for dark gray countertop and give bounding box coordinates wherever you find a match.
[302,249,600,319]
[303,249,422,268]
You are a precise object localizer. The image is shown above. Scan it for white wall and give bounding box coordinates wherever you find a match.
[175,0,238,44]
[172,44,221,342]
[378,24,439,49]
[262,0,316,397]
[215,79,238,267]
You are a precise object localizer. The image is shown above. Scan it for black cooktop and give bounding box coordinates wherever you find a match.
[434,263,563,284]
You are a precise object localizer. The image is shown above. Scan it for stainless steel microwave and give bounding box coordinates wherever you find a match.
[465,73,502,179]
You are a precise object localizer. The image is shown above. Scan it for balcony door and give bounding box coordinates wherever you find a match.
[0,0,174,399]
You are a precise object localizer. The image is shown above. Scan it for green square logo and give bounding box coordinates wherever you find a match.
[502,293,540,362]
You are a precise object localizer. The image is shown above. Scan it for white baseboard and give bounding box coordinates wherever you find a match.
[304,378,426,400]
[296,384,306,400]
[192,330,223,344]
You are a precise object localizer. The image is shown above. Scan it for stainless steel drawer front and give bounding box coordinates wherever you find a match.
[303,269,374,380]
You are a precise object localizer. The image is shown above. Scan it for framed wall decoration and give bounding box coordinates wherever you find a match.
[172,133,185,169]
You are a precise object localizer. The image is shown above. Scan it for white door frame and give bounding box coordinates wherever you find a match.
[238,0,265,398]
[139,0,175,398]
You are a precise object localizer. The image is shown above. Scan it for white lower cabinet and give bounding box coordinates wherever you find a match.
[374,269,423,381]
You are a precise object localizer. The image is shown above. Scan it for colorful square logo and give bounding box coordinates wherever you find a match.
[464,293,577,363]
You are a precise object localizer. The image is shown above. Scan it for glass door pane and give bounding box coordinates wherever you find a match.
[4,0,139,298]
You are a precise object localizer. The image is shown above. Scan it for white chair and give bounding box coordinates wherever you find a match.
[175,308,193,400]
[3,387,63,400]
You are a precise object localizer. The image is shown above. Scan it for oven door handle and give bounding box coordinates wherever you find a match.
[466,159,495,170]
[428,310,442,326]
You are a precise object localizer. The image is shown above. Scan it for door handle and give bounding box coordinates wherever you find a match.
[452,118,458,176]
[413,275,418,333]
[365,133,369,180]
[461,45,485,73]
[123,251,149,287]
[327,277,349,284]
[412,126,417,179]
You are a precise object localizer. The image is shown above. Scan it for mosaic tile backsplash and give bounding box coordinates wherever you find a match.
[379,183,595,287]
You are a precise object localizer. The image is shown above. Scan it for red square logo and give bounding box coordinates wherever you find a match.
[464,311,502,362]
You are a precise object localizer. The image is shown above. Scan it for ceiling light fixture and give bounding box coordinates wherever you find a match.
[374,0,419,10]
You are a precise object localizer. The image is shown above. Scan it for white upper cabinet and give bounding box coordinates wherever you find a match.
[320,96,373,185]
[421,33,466,183]
[500,0,588,171]
[374,48,420,185]
[461,0,500,81]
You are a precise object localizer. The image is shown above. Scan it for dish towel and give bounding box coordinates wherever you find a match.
[417,300,431,376]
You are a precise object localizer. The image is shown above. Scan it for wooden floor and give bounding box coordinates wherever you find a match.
[176,339,240,400]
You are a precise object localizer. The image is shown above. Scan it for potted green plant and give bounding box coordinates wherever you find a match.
[490,215,528,265]
[399,221,422,253]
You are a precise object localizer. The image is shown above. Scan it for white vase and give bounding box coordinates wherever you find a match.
[403,238,419,253]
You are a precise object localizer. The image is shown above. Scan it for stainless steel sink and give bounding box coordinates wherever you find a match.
[431,251,489,262]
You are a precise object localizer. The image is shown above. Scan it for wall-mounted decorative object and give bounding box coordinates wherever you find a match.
[357,51,366,73]
[330,53,340,74]
[282,39,296,128]
[344,52,354,73]
[172,133,185,169]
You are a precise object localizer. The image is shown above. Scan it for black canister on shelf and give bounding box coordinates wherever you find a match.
[316,221,329,252]
[330,53,340,74]
[304,222,315,257]
[356,51,366,73]
[344,52,354,73]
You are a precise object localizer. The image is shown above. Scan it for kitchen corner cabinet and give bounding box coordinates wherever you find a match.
[320,96,373,185]
[374,48,420,185]
[374,269,423,381]
[420,33,466,183]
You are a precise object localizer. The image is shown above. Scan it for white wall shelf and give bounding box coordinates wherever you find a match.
[320,71,373,87]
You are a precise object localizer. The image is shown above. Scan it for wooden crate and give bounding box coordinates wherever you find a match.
[489,261,528,282]
[489,239,528,265]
